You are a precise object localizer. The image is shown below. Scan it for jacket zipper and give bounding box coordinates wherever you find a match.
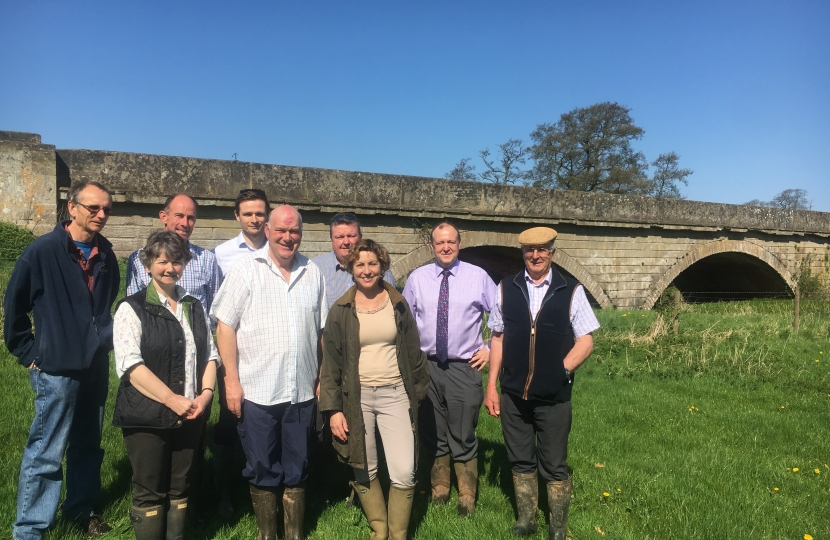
[520,280,559,400]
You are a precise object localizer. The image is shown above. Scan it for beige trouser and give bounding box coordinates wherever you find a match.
[356,384,416,489]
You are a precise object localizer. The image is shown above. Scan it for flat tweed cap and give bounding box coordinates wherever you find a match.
[518,226,558,245]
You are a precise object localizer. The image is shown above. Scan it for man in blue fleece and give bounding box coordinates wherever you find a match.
[4,181,120,540]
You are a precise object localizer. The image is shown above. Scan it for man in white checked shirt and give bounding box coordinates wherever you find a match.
[484,226,599,540]
[211,205,326,540]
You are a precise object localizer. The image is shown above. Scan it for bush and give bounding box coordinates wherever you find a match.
[0,222,36,262]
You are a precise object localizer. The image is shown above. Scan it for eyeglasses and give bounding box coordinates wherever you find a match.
[239,188,267,197]
[523,246,551,255]
[330,212,358,224]
[75,202,114,216]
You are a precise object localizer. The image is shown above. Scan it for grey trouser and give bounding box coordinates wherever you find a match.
[500,392,572,482]
[356,384,416,489]
[419,357,483,462]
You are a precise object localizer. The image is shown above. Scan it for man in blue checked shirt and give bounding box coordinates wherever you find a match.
[312,212,395,310]
[126,194,221,315]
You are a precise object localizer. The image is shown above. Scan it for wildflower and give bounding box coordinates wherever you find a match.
[793,468,799,472]
[780,406,785,409]
[773,487,779,491]
[594,463,605,468]
[603,492,610,497]
[616,488,622,492]
[622,313,628,317]
[815,469,820,474]
[786,468,792,472]
[816,360,820,363]
[804,535,813,540]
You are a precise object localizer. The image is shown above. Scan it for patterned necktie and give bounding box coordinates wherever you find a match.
[436,269,451,362]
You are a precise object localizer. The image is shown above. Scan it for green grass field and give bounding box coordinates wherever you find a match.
[1,265,828,538]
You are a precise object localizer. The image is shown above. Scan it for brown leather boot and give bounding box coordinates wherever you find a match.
[166,498,187,540]
[430,454,451,504]
[454,458,478,517]
[387,485,414,540]
[511,471,538,536]
[249,485,278,540]
[130,505,165,540]
[283,483,306,540]
[352,478,388,540]
[547,476,573,540]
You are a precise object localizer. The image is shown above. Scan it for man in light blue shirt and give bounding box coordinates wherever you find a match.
[214,189,271,276]
[312,213,395,310]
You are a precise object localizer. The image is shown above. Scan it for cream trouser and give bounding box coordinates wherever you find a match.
[357,384,415,489]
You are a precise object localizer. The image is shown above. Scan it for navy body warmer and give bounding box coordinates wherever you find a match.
[499,268,579,403]
[112,287,209,429]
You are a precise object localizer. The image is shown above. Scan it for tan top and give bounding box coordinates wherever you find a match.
[356,296,402,387]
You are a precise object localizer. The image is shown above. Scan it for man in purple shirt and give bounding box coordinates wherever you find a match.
[402,221,496,517]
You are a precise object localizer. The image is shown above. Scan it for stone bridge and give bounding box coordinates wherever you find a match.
[3,130,829,309]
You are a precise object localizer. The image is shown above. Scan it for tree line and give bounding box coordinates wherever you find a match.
[445,102,693,199]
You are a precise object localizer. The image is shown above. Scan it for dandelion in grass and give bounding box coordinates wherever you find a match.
[804,535,813,540]
[787,468,792,472]
[793,467,799,472]
[616,488,621,492]
[622,313,628,317]
[773,487,779,492]
[603,492,610,497]
[815,469,820,474]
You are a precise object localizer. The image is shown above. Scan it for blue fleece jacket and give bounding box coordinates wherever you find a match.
[3,221,120,373]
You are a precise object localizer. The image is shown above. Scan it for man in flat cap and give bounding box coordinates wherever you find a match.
[484,227,599,540]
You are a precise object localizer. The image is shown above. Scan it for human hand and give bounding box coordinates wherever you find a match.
[469,347,490,371]
[224,378,245,418]
[484,386,500,418]
[165,394,196,417]
[329,412,349,442]
[186,392,212,419]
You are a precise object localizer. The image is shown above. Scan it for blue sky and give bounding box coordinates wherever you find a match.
[2,1,828,210]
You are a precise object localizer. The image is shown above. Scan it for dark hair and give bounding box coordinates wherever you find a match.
[235,188,271,215]
[329,212,361,237]
[429,220,461,243]
[345,239,391,278]
[162,194,198,214]
[139,230,193,269]
[67,181,112,204]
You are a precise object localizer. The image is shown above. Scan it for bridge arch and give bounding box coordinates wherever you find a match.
[640,239,797,310]
[391,230,614,309]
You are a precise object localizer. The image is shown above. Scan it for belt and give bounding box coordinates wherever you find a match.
[427,355,468,364]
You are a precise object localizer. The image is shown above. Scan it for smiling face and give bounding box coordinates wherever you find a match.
[159,195,197,241]
[67,185,112,240]
[331,223,361,265]
[265,205,302,266]
[522,244,554,281]
[236,199,267,240]
[430,225,460,269]
[352,250,382,294]
[146,250,185,291]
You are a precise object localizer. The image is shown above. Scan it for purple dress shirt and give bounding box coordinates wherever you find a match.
[402,259,497,359]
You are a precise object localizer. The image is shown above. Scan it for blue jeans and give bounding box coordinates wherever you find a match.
[14,355,109,540]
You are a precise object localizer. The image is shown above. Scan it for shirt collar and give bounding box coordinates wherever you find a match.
[524,268,552,287]
[434,258,460,277]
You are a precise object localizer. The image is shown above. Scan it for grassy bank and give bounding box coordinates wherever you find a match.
[1,292,828,539]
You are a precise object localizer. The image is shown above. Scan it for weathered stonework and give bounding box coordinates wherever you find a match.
[0,132,57,235]
[2,130,828,309]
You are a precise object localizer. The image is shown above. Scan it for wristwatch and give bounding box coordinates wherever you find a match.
[564,368,571,382]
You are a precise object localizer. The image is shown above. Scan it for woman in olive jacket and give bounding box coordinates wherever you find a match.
[320,239,429,540]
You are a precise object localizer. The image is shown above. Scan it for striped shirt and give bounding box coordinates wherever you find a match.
[488,269,600,338]
[210,247,328,406]
[127,243,222,314]
[312,251,396,310]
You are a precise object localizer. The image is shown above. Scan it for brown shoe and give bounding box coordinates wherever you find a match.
[80,513,112,537]
[547,476,573,540]
[283,483,306,540]
[511,471,538,536]
[250,485,279,540]
[430,454,451,504]
[454,458,478,517]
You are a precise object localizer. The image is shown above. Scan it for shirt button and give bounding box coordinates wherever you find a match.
[178,339,183,343]
[179,380,183,385]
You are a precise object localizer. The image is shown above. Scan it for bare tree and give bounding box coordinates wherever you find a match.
[650,152,693,198]
[444,158,478,182]
[479,139,530,185]
[744,189,812,210]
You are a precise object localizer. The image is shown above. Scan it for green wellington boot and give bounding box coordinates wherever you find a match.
[352,478,389,540]
[511,471,538,536]
[387,486,415,540]
[250,485,278,540]
[283,483,306,540]
[547,476,573,540]
[165,498,187,540]
[430,454,451,504]
[130,504,165,540]
[454,458,478,517]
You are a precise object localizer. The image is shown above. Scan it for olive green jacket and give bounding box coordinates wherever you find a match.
[319,282,429,475]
